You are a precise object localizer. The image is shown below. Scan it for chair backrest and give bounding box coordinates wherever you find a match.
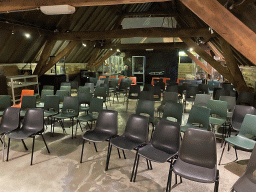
[94,86,107,99]
[180,128,216,168]
[207,99,227,119]
[22,108,44,132]
[187,105,211,130]
[88,97,104,113]
[60,86,71,95]
[62,96,79,116]
[61,82,71,87]
[0,107,20,131]
[244,143,256,176]
[162,92,178,105]
[219,96,236,112]
[153,86,161,101]
[95,110,118,136]
[78,86,90,94]
[139,91,154,101]
[162,101,183,125]
[237,92,254,106]
[238,114,256,138]
[208,80,220,90]
[70,81,78,89]
[128,85,140,99]
[40,89,54,103]
[44,95,59,112]
[84,83,94,93]
[185,86,199,99]
[166,85,178,93]
[231,105,255,131]
[78,92,92,105]
[21,95,36,110]
[20,89,34,103]
[89,77,98,85]
[194,94,211,107]
[0,95,11,110]
[123,114,149,143]
[96,80,104,87]
[156,81,165,91]
[214,89,230,100]
[43,85,54,90]
[136,99,154,119]
[152,119,180,154]
[198,84,209,94]
[56,90,70,102]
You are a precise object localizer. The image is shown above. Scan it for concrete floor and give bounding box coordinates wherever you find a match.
[0,94,252,192]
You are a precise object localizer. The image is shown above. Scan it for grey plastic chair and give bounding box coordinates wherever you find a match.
[198,84,209,94]
[157,92,179,116]
[80,110,118,163]
[237,92,254,106]
[219,96,236,119]
[170,128,219,192]
[61,82,71,87]
[105,114,149,171]
[194,94,211,108]
[219,114,256,165]
[0,107,20,161]
[131,119,180,189]
[184,86,199,108]
[60,86,71,96]
[7,108,50,165]
[162,101,183,125]
[166,85,178,93]
[0,95,11,116]
[181,105,211,133]
[231,143,256,192]
[56,90,70,103]
[20,95,36,118]
[52,96,79,139]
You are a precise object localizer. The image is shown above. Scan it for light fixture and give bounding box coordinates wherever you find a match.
[11,26,14,35]
[24,33,31,39]
[110,48,113,51]
[189,48,193,52]
[146,49,154,51]
[82,43,87,47]
[40,5,75,15]
[117,49,120,52]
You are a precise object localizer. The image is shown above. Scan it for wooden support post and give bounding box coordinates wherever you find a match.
[219,37,249,92]
[184,50,212,75]
[180,0,256,65]
[39,41,79,76]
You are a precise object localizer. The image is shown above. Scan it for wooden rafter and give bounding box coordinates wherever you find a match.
[119,11,180,17]
[0,0,170,13]
[54,27,211,40]
[184,50,212,75]
[39,41,79,76]
[92,50,116,69]
[180,0,256,66]
[88,49,101,67]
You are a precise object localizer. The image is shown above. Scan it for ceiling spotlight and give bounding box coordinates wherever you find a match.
[82,43,87,47]
[110,48,113,51]
[24,33,31,38]
[117,49,120,52]
[189,48,193,52]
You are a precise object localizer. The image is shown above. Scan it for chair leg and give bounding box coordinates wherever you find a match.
[149,160,152,170]
[41,134,50,153]
[93,142,98,152]
[31,137,35,165]
[21,139,28,150]
[75,119,79,138]
[166,163,173,192]
[6,138,10,161]
[146,159,150,170]
[218,141,226,165]
[130,150,139,182]
[234,146,238,161]
[2,135,4,162]
[122,150,126,159]
[105,142,112,171]
[214,170,219,192]
[117,148,121,159]
[133,152,140,182]
[71,118,74,139]
[80,139,85,163]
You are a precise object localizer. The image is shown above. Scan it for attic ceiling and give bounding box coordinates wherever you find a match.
[0,0,255,70]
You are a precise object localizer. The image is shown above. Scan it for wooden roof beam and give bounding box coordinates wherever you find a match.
[180,0,256,66]
[0,0,171,13]
[54,27,211,40]
[118,11,180,17]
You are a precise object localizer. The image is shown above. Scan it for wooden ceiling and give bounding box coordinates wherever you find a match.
[0,0,255,76]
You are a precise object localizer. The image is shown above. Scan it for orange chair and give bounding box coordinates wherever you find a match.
[129,77,137,85]
[12,89,34,108]
[162,77,170,87]
[118,76,126,85]
[99,76,106,80]
[177,78,185,84]
[151,77,160,86]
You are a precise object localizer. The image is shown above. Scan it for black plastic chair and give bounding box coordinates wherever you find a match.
[169,128,219,192]
[78,86,90,95]
[52,96,79,139]
[231,143,256,192]
[0,107,20,161]
[43,85,54,90]
[0,95,11,116]
[166,85,178,93]
[105,114,149,171]
[6,108,50,165]
[20,95,36,118]
[157,92,178,116]
[221,83,233,91]
[214,89,230,100]
[94,86,108,108]
[237,92,254,106]
[80,110,118,163]
[139,91,154,101]
[126,85,140,111]
[156,81,165,92]
[162,101,183,125]
[153,85,161,101]
[131,119,180,190]
[184,86,199,108]
[143,84,153,92]
[198,84,209,94]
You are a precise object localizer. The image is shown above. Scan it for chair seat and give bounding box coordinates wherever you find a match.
[111,136,143,150]
[82,131,114,142]
[36,103,44,108]
[233,175,256,192]
[173,158,217,183]
[181,124,203,133]
[78,113,97,122]
[8,129,40,139]
[209,117,226,126]
[0,126,18,135]
[225,135,256,151]
[44,111,58,117]
[54,113,76,119]
[138,144,176,163]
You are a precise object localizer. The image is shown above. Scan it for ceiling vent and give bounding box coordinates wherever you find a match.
[40,5,75,15]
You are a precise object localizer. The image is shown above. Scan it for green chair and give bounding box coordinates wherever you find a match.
[162,101,183,125]
[181,105,211,133]
[219,96,236,119]
[52,96,79,139]
[78,86,90,95]
[219,114,256,165]
[78,92,92,112]
[56,90,70,109]
[207,100,227,136]
[43,95,59,131]
[36,89,54,108]
[76,98,104,136]
[157,92,178,116]
[94,86,107,108]
[43,85,54,90]
[194,94,211,108]
[20,95,36,118]
[60,86,71,96]
[0,95,11,116]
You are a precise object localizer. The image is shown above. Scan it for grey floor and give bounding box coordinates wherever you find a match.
[0,94,252,192]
